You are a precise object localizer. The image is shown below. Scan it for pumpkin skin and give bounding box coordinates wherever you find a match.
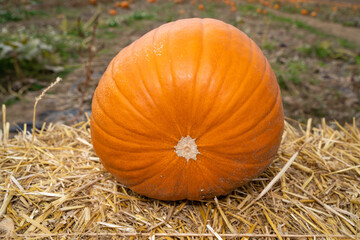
[90,18,284,201]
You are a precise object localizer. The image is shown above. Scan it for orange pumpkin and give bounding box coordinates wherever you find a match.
[230,1,236,12]
[89,0,97,5]
[120,1,130,8]
[109,9,117,15]
[301,9,308,15]
[263,1,270,7]
[198,4,204,10]
[90,18,284,201]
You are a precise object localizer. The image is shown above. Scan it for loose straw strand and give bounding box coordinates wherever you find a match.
[255,137,313,201]
[31,77,62,144]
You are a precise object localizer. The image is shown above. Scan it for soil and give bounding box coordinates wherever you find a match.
[265,8,360,46]
[1,0,360,132]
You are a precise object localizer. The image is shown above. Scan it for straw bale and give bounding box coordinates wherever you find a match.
[0,115,359,239]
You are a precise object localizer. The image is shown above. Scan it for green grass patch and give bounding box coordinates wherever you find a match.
[356,56,360,65]
[296,45,313,56]
[237,4,257,13]
[101,10,156,29]
[266,12,327,37]
[58,65,80,78]
[279,4,300,14]
[98,30,118,39]
[0,10,23,22]
[294,20,328,37]
[150,2,176,20]
[297,41,359,61]
[267,13,292,24]
[273,60,307,89]
[266,12,359,52]
[287,60,307,84]
[0,25,86,95]
[262,41,277,51]
[124,11,156,24]
[4,97,20,106]
[200,3,218,19]
[0,8,48,23]
[338,39,357,50]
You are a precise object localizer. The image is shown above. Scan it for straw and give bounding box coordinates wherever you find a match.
[0,92,359,239]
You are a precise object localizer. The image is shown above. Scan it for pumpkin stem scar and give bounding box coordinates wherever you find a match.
[174,136,200,162]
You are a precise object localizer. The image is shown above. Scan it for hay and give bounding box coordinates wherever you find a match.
[1,112,359,239]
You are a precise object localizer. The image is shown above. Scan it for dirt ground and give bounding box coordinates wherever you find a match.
[2,0,360,130]
[265,7,360,46]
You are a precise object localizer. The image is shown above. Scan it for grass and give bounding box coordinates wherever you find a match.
[98,30,118,39]
[267,13,293,24]
[262,40,277,51]
[237,4,330,39]
[123,11,156,25]
[55,6,81,19]
[0,10,23,22]
[263,12,328,37]
[200,2,221,19]
[236,3,358,62]
[35,29,84,61]
[273,60,308,90]
[297,41,359,61]
[287,60,307,84]
[4,97,20,106]
[296,45,313,55]
[150,2,176,21]
[237,4,258,13]
[0,8,49,23]
[294,20,328,37]
[263,11,359,56]
[101,10,156,30]
[98,10,157,41]
[58,65,80,78]
[0,1,165,98]
[356,56,360,65]
[273,1,360,28]
[342,20,359,28]
[0,22,86,96]
[338,39,357,50]
[279,4,300,14]
[314,42,333,58]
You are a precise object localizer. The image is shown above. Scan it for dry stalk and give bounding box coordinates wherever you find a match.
[255,137,313,201]
[1,105,8,145]
[206,225,223,240]
[75,13,100,122]
[31,77,62,144]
